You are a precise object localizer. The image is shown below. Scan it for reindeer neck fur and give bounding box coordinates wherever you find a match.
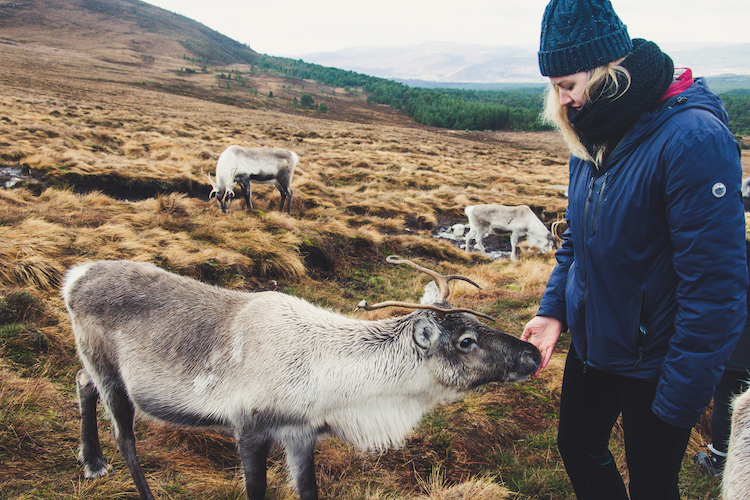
[228,297,461,451]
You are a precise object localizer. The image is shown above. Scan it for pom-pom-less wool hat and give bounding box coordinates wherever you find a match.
[538,0,633,77]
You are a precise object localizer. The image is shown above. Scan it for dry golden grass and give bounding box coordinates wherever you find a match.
[415,469,512,500]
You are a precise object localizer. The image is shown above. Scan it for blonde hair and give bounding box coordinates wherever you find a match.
[542,59,631,165]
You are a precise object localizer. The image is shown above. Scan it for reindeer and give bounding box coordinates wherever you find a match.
[203,145,298,214]
[464,204,555,261]
[63,256,541,500]
[722,386,750,499]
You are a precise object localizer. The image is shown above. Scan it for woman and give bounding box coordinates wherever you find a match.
[521,1,748,499]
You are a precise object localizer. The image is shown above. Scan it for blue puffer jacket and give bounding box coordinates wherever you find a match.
[538,78,748,428]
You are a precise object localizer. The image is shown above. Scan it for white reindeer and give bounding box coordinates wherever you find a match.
[63,257,541,500]
[464,204,555,261]
[722,385,750,499]
[204,145,298,214]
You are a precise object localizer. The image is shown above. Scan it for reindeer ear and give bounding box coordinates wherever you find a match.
[413,317,440,350]
[419,281,441,305]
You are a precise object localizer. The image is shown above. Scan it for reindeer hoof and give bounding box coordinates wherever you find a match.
[83,461,114,479]
[80,451,114,478]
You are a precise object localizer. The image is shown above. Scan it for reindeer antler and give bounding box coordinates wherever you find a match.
[355,255,494,321]
[201,168,214,185]
[355,300,494,321]
[384,255,483,300]
[550,219,567,246]
[221,188,234,202]
[215,161,239,202]
[201,168,219,197]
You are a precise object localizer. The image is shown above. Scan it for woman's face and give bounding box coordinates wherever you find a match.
[550,71,589,109]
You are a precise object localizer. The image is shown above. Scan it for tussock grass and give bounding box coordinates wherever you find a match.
[415,470,511,500]
[0,363,80,484]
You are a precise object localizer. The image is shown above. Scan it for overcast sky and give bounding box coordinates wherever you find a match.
[143,0,750,57]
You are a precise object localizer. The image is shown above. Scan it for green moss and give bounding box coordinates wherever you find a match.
[0,324,49,369]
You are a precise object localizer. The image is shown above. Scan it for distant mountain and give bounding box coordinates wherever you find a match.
[0,0,259,66]
[297,43,544,84]
[296,42,750,89]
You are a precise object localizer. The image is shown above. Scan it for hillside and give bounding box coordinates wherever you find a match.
[0,0,259,65]
[0,1,729,500]
[0,0,420,128]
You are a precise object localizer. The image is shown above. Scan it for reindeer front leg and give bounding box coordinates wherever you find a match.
[510,231,521,261]
[238,178,253,210]
[283,434,319,500]
[76,369,112,479]
[237,430,272,500]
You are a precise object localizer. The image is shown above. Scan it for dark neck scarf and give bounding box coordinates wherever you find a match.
[568,38,675,162]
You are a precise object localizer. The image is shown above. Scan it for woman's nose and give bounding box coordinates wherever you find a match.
[559,91,572,107]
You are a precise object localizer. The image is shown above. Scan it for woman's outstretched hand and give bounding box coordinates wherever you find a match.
[521,315,563,378]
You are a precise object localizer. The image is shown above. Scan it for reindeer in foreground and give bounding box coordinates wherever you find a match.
[63,257,541,500]
[722,386,750,499]
[203,145,298,214]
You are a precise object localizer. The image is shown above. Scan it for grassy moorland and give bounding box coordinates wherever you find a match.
[1,1,744,499]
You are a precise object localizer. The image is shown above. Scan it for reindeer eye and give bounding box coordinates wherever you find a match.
[458,336,476,350]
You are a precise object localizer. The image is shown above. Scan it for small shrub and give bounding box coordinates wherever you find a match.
[0,291,44,325]
[300,93,315,109]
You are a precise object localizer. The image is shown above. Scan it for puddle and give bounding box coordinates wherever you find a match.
[0,166,30,188]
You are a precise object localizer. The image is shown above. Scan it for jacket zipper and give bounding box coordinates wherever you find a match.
[581,176,596,373]
[579,134,626,374]
[635,291,648,367]
[635,325,647,367]
[579,170,611,373]
[591,172,609,234]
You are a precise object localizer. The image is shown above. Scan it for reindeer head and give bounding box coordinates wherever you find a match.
[526,232,555,255]
[356,256,541,387]
[203,169,235,213]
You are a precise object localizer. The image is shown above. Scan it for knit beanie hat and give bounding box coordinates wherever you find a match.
[538,0,633,77]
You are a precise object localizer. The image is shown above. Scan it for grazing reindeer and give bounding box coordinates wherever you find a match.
[204,145,298,214]
[64,257,541,500]
[464,204,555,261]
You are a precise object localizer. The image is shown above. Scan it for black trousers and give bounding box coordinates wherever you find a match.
[557,347,692,500]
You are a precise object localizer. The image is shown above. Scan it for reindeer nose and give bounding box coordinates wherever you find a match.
[519,344,542,376]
